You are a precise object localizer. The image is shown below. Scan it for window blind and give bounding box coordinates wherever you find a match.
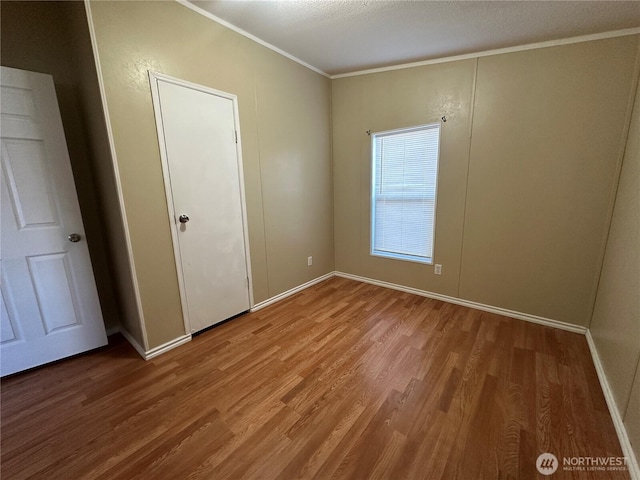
[371,124,440,264]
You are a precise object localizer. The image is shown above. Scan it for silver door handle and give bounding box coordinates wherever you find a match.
[179,214,190,223]
[68,233,82,242]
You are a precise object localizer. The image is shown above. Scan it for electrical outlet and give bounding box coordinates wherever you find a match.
[307,256,313,266]
[434,264,442,275]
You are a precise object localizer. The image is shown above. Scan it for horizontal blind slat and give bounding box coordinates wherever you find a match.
[372,124,440,262]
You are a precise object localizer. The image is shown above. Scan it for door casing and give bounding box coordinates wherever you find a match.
[148,71,254,336]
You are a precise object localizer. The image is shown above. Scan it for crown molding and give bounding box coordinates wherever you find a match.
[331,28,640,79]
[176,0,330,78]
[172,5,639,81]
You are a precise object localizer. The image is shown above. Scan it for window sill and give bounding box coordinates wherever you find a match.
[370,250,433,265]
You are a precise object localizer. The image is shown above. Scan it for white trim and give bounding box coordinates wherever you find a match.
[334,271,587,334]
[148,71,254,334]
[586,330,640,480]
[118,327,147,360]
[144,334,192,361]
[232,90,256,309]
[110,266,636,477]
[148,72,197,336]
[158,1,635,81]
[250,272,334,312]
[117,326,191,361]
[370,122,442,267]
[336,272,640,472]
[84,1,150,351]
[175,0,329,78]
[331,28,640,79]
[251,270,587,334]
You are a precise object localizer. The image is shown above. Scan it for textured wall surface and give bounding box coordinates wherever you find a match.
[89,0,333,348]
[591,70,640,460]
[333,60,476,296]
[459,37,638,326]
[333,35,639,326]
[1,1,122,332]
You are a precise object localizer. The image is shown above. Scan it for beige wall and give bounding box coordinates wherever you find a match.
[591,71,640,460]
[1,1,121,332]
[460,37,638,325]
[333,35,639,327]
[5,1,635,357]
[626,364,640,462]
[88,1,334,348]
[66,3,146,344]
[333,60,476,296]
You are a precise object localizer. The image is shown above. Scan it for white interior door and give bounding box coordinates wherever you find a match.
[0,67,107,376]
[150,73,251,334]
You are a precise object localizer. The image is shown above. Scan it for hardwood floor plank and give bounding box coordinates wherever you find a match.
[276,380,368,479]
[367,429,407,480]
[0,278,629,479]
[210,404,298,480]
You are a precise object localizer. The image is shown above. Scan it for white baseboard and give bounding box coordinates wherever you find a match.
[108,269,636,477]
[116,327,191,361]
[115,271,336,358]
[250,272,335,312]
[586,331,640,480]
[117,270,585,355]
[336,271,637,476]
[334,271,587,334]
[144,334,191,360]
[118,327,147,359]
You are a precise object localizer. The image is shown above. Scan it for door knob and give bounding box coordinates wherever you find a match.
[179,214,190,223]
[68,233,82,243]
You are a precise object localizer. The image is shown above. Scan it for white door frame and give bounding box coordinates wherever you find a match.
[148,71,254,336]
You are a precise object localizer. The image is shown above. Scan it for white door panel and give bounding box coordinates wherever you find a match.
[151,74,251,333]
[1,287,18,344]
[2,139,59,231]
[1,66,107,376]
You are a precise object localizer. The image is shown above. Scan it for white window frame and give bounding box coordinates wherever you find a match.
[370,123,442,265]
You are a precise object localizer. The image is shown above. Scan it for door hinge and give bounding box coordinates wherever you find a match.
[246,277,249,287]
[235,130,238,144]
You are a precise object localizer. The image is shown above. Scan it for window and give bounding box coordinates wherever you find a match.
[371,123,441,264]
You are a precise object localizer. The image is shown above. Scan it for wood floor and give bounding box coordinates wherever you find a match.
[1,277,627,479]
